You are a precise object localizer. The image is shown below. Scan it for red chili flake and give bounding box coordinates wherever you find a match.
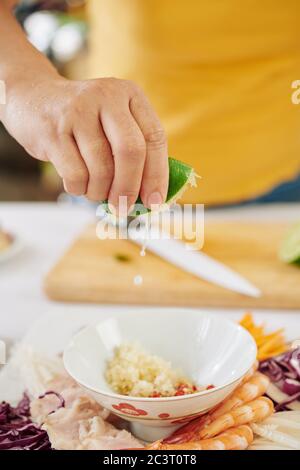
[150,392,161,398]
[177,383,187,391]
[174,390,185,396]
[206,385,215,390]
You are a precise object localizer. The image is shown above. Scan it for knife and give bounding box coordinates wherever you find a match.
[128,225,261,298]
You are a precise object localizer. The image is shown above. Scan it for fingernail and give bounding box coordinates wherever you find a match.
[147,192,163,208]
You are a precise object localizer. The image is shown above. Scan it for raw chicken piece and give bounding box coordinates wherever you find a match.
[30,374,109,426]
[79,417,143,450]
[13,347,143,450]
[30,369,143,450]
[43,403,143,450]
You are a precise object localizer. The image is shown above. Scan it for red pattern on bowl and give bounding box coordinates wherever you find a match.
[112,403,148,416]
[158,413,170,419]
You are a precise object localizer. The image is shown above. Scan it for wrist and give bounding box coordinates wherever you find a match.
[0,59,63,124]
[3,59,60,91]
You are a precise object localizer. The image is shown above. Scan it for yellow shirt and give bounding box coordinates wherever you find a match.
[88,0,300,205]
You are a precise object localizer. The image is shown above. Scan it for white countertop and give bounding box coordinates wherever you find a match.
[0,202,300,341]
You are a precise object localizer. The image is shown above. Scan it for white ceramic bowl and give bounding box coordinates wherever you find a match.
[63,310,256,441]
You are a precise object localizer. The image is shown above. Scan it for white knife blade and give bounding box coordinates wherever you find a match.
[129,227,261,298]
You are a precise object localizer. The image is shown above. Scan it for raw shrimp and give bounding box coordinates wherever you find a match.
[147,425,253,450]
[162,414,208,445]
[162,368,267,446]
[241,361,259,384]
[210,372,269,419]
[199,397,274,439]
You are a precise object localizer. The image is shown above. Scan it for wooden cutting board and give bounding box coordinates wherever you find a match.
[44,222,300,309]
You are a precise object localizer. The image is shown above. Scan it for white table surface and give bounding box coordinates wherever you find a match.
[0,202,300,341]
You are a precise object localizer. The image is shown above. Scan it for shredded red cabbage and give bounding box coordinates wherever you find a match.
[38,391,65,415]
[0,394,51,450]
[259,347,300,411]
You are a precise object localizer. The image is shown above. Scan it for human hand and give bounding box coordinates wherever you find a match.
[1,74,169,212]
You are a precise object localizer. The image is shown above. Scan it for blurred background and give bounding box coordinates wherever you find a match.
[0,0,88,201]
[1,1,299,205]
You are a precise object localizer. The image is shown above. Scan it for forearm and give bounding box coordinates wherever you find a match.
[0,1,169,207]
[0,2,59,89]
[2,0,18,8]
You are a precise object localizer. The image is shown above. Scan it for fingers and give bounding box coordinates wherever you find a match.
[73,117,114,201]
[47,135,89,196]
[130,90,169,209]
[101,104,146,214]
[42,78,167,211]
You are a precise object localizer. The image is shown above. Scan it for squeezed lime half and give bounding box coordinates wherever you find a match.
[279,222,300,264]
[101,157,197,217]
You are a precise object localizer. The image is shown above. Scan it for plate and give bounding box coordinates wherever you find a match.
[0,233,24,263]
